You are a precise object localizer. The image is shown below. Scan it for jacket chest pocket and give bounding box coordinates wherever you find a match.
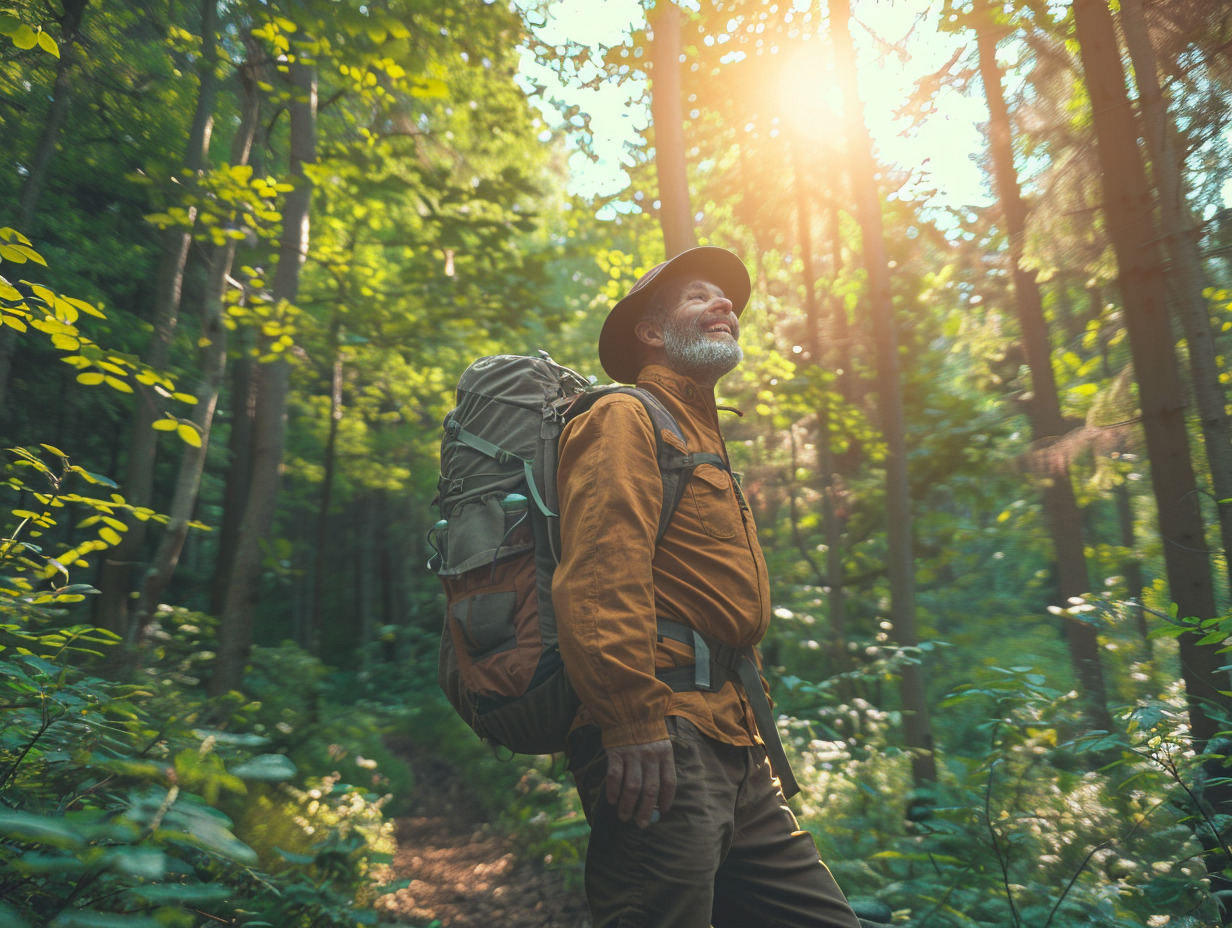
[687,463,739,539]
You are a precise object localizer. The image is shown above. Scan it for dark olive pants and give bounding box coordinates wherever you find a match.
[569,718,862,928]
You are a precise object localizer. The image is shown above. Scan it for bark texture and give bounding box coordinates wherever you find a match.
[647,0,698,257]
[211,60,317,696]
[1120,0,1232,587]
[94,0,222,636]
[828,0,937,788]
[1072,0,1228,748]
[974,11,1114,733]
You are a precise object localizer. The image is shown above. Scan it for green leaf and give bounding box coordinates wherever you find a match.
[229,753,297,781]
[103,847,167,879]
[0,902,31,928]
[0,810,87,848]
[9,850,89,874]
[191,728,271,748]
[10,24,36,49]
[36,30,59,57]
[159,810,258,865]
[176,423,202,447]
[51,913,166,928]
[126,882,231,903]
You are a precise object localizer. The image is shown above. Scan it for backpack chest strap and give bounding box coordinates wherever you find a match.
[654,617,800,800]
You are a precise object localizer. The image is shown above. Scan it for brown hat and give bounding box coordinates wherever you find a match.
[598,245,751,383]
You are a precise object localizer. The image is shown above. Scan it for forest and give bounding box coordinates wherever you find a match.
[2,0,1232,925]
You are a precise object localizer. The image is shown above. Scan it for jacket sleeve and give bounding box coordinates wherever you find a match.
[552,394,674,748]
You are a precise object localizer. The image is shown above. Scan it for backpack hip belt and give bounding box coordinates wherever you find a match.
[655,618,799,800]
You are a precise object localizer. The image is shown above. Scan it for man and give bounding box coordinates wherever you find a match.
[552,246,862,928]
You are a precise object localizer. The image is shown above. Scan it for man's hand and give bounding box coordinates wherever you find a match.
[604,739,677,829]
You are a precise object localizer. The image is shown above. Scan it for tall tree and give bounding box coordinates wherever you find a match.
[212,57,317,695]
[1071,0,1229,749]
[1073,0,1232,911]
[647,0,697,257]
[973,5,1114,733]
[827,0,937,788]
[135,43,266,630]
[1119,0,1232,589]
[95,0,223,637]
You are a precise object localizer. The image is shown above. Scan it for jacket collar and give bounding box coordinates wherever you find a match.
[635,364,716,413]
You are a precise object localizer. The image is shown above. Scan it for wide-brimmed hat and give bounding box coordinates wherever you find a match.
[598,245,751,384]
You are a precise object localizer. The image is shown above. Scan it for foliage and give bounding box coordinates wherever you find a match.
[0,466,398,925]
[0,621,398,926]
[5,0,1232,923]
[0,230,196,424]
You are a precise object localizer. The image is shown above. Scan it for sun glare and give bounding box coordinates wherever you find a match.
[518,0,988,209]
[774,48,841,142]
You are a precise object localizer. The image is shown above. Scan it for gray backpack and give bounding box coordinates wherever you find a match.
[431,352,799,796]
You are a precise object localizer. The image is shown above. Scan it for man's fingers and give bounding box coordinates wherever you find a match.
[604,750,626,807]
[632,765,660,828]
[658,749,677,815]
[616,757,644,822]
[604,740,674,828]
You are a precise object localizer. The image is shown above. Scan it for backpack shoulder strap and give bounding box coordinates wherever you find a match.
[561,386,726,544]
[616,387,727,543]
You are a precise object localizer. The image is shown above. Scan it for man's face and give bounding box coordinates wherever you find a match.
[658,277,743,384]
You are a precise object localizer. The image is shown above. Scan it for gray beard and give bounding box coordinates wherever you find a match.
[661,317,743,385]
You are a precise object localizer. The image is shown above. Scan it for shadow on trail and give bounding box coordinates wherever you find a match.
[377,740,590,927]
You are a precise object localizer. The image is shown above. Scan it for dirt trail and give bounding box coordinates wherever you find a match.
[377,744,591,927]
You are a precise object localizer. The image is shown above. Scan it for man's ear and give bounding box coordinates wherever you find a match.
[634,319,664,349]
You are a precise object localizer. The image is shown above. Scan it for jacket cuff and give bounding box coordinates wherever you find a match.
[600,718,670,749]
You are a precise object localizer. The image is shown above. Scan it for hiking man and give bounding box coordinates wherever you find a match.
[552,246,862,928]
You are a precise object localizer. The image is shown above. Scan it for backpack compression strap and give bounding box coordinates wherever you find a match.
[655,618,800,800]
[444,417,557,518]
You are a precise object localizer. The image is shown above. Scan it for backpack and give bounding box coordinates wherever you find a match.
[430,352,801,797]
[430,352,719,755]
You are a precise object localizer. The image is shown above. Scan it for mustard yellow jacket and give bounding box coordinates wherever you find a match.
[552,365,771,749]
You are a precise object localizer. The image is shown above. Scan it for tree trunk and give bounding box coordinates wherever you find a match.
[828,0,937,789]
[1120,0,1232,588]
[211,353,256,616]
[0,0,91,415]
[211,59,317,696]
[309,332,344,654]
[1075,5,1232,910]
[357,494,377,671]
[790,133,852,681]
[132,244,231,631]
[135,46,262,628]
[209,52,267,620]
[1073,0,1228,747]
[974,10,1114,733]
[94,0,222,637]
[376,487,395,636]
[1114,483,1149,651]
[647,0,697,257]
[17,0,89,229]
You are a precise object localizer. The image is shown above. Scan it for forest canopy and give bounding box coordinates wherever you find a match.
[3,0,1232,925]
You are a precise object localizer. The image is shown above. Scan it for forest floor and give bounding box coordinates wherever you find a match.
[376,741,592,927]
